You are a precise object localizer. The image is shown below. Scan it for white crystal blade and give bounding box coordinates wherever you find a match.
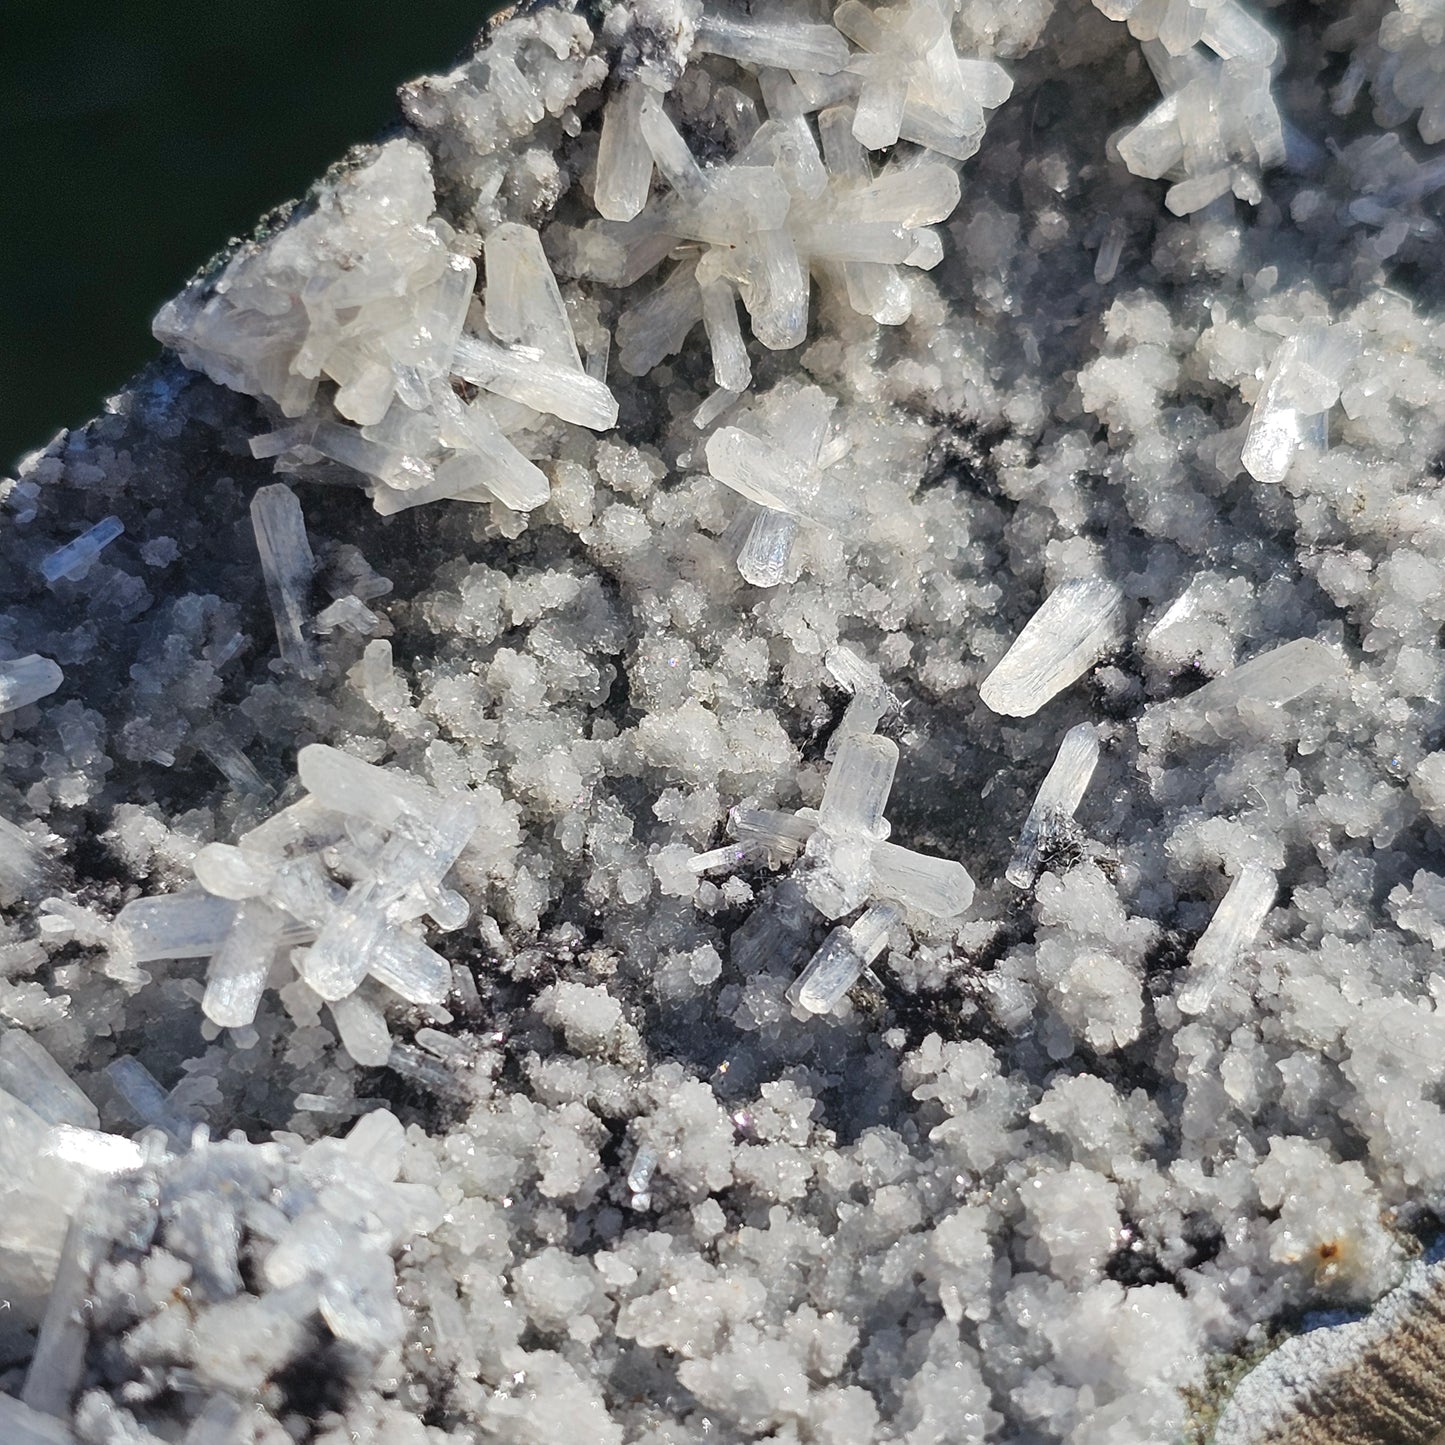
[297,744,439,828]
[852,72,909,151]
[20,1204,110,1418]
[788,900,901,1015]
[1177,638,1340,725]
[41,516,124,584]
[637,93,706,199]
[701,277,752,394]
[980,578,1126,718]
[1006,723,1101,888]
[1200,0,1279,65]
[595,81,653,222]
[0,1033,98,1131]
[431,382,551,512]
[1177,861,1277,1015]
[819,734,899,838]
[788,926,866,1015]
[617,260,703,377]
[330,992,394,1066]
[0,655,64,715]
[728,806,817,856]
[0,1393,78,1445]
[706,426,815,514]
[870,841,975,917]
[193,843,275,900]
[250,483,320,678]
[743,227,808,351]
[203,901,284,1028]
[0,814,52,904]
[111,894,238,964]
[367,928,452,1005]
[450,333,618,430]
[694,14,850,73]
[737,507,798,587]
[483,223,582,370]
[298,882,385,1002]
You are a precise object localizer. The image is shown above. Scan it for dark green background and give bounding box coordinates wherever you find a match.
[1,4,491,470]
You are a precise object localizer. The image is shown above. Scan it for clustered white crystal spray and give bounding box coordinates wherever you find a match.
[12,0,1426,1439]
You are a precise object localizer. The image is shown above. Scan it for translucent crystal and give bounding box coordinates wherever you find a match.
[297,744,439,828]
[788,901,902,1014]
[483,223,582,370]
[980,579,1126,717]
[595,81,652,223]
[834,0,1013,160]
[0,814,52,905]
[203,901,285,1028]
[0,1033,99,1131]
[314,595,383,637]
[298,881,388,1001]
[706,426,822,516]
[869,841,975,917]
[626,1142,658,1210]
[1200,0,1279,65]
[1241,326,1358,484]
[1177,861,1277,1014]
[639,93,708,200]
[737,507,799,588]
[0,1391,78,1445]
[250,484,320,678]
[195,727,273,799]
[20,1205,112,1417]
[1176,638,1340,727]
[450,333,618,431]
[329,992,394,1067]
[105,1056,193,1142]
[0,655,64,715]
[727,806,817,858]
[756,73,829,200]
[704,384,856,584]
[1006,724,1101,888]
[111,894,239,965]
[41,516,124,584]
[154,138,453,430]
[1116,90,1185,180]
[617,259,705,378]
[694,13,851,74]
[700,277,752,394]
[193,844,275,900]
[801,827,878,919]
[824,646,897,757]
[826,645,887,700]
[1095,218,1127,284]
[367,927,452,1004]
[430,381,552,513]
[819,734,899,838]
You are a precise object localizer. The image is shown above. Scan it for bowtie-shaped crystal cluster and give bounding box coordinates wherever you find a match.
[704,383,855,587]
[108,745,483,1066]
[808,0,1015,160]
[573,1,1007,395]
[694,721,975,1014]
[1098,0,1285,214]
[156,140,617,515]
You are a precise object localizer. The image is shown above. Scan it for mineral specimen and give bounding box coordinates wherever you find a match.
[4,0,1445,1440]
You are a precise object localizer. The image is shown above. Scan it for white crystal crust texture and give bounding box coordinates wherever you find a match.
[980,579,1126,717]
